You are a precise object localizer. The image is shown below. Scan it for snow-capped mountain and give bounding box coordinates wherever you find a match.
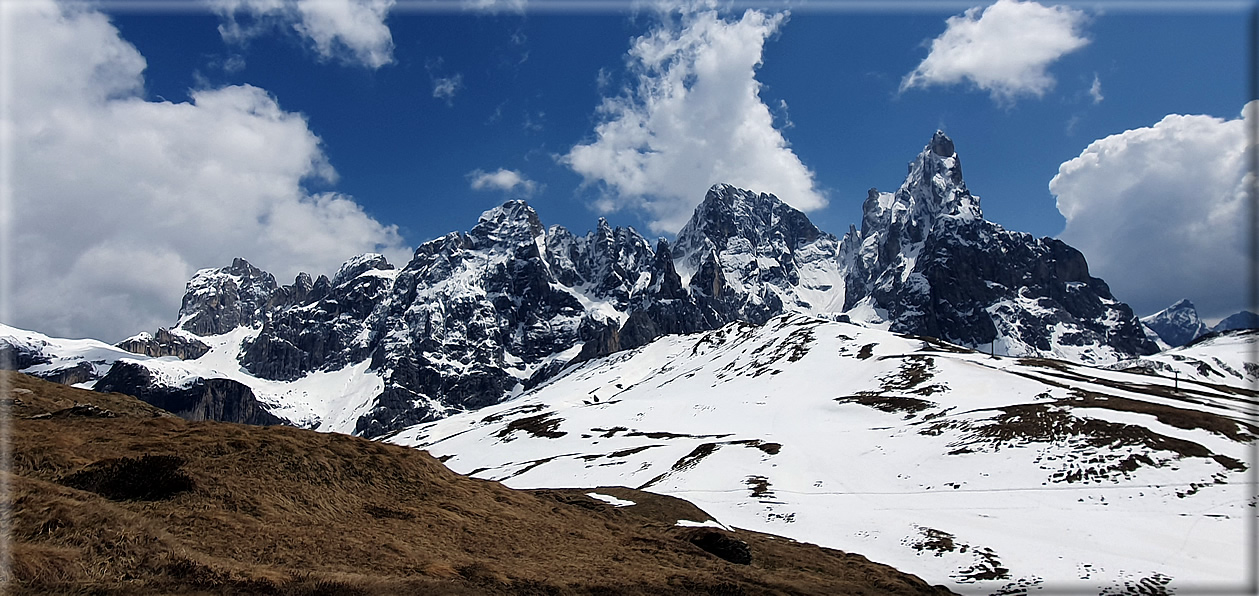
[1140,300,1259,350]
[1212,310,1259,333]
[389,313,1257,593]
[844,131,1156,363]
[3,132,1162,437]
[1141,299,1210,348]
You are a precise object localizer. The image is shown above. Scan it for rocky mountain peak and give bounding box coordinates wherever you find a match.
[862,131,982,238]
[929,129,955,157]
[331,253,394,287]
[177,257,278,336]
[674,183,823,272]
[470,200,545,247]
[1141,299,1209,347]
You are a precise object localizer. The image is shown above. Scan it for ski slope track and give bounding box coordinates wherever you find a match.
[390,314,1258,594]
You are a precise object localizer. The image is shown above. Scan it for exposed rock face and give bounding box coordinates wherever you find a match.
[30,362,97,385]
[177,258,278,336]
[1141,299,1210,347]
[238,254,396,382]
[94,361,283,426]
[0,340,51,370]
[116,328,210,360]
[674,184,845,322]
[843,131,1157,363]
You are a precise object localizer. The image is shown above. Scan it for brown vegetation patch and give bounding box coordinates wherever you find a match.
[873,355,949,396]
[60,454,195,501]
[480,403,546,425]
[495,412,566,441]
[927,396,1246,483]
[625,430,733,440]
[1009,366,1258,439]
[904,526,1009,584]
[745,476,773,500]
[6,372,953,596]
[836,394,937,419]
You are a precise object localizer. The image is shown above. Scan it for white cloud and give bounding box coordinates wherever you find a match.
[462,0,527,13]
[901,0,1090,105]
[1088,73,1103,104]
[1,0,409,342]
[432,74,463,104]
[212,0,395,69]
[563,7,825,234]
[468,168,538,196]
[1050,102,1255,319]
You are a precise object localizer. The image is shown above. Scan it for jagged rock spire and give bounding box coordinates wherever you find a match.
[861,130,982,241]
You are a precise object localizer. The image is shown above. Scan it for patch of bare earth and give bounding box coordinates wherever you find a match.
[3,371,953,595]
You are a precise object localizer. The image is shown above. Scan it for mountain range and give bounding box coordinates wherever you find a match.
[5,132,1170,437]
[3,131,1255,593]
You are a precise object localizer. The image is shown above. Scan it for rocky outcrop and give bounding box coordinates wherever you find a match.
[0,340,51,370]
[94,361,283,426]
[177,258,279,336]
[116,328,210,360]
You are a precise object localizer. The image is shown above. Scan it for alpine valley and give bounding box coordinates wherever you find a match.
[5,133,1256,593]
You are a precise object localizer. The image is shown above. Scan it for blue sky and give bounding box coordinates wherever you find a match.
[3,0,1254,340]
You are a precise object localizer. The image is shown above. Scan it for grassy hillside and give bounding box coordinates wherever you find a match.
[2,371,951,595]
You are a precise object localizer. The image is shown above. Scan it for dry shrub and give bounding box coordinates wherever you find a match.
[61,455,195,501]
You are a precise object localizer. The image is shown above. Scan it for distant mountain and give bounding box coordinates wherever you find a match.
[391,313,1257,594]
[1139,301,1258,347]
[1211,310,1259,333]
[3,131,1158,437]
[1140,299,1209,347]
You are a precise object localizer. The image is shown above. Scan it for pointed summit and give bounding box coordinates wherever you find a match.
[469,200,544,247]
[929,129,955,157]
[674,184,822,269]
[1141,299,1208,347]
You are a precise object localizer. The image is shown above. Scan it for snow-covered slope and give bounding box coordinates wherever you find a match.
[1109,328,1259,390]
[0,323,382,433]
[0,324,145,386]
[390,314,1256,593]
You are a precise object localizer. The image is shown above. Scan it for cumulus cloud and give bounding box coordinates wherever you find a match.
[563,7,825,234]
[1050,102,1255,319]
[1,0,409,342]
[212,0,396,69]
[468,168,538,196]
[901,0,1089,104]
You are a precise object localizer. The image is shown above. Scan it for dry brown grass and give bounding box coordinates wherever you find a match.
[3,371,953,595]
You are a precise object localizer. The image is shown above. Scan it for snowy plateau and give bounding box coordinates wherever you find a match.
[3,132,1257,593]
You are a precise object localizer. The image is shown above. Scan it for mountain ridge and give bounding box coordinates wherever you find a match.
[5,132,1162,437]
